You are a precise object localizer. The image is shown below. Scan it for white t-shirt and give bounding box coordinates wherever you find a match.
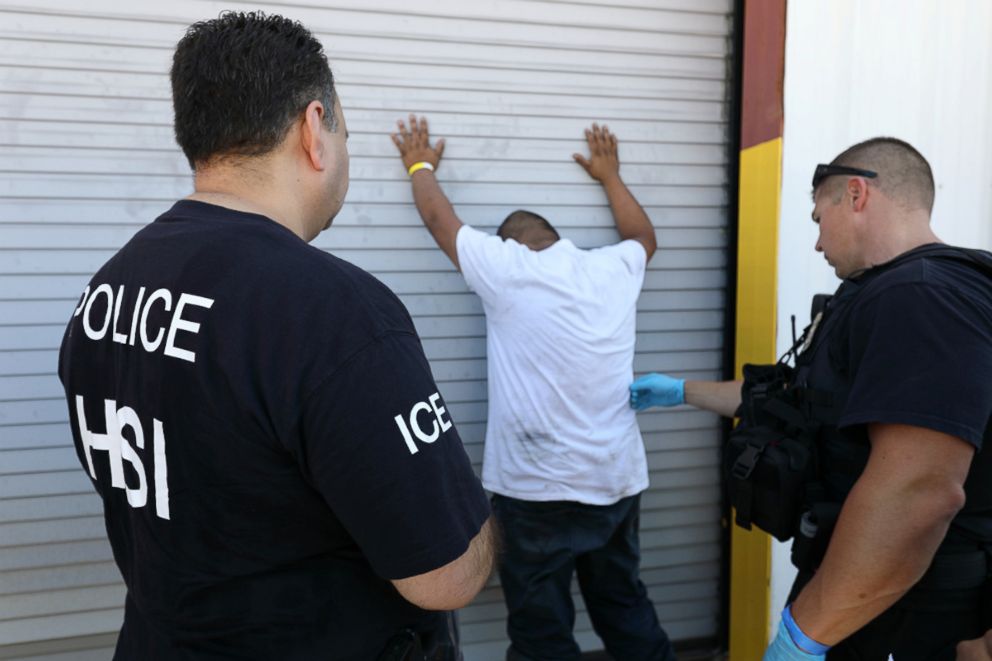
[456,224,649,505]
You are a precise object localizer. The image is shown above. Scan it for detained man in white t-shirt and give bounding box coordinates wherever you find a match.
[391,116,673,661]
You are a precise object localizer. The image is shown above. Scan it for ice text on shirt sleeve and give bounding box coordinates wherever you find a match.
[394,391,454,455]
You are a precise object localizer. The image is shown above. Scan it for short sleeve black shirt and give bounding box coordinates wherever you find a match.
[804,245,992,542]
[58,201,490,660]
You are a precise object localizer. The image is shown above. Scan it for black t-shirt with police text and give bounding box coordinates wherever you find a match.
[58,200,490,660]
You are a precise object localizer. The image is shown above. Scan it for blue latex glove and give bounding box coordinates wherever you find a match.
[763,615,827,661]
[629,373,685,410]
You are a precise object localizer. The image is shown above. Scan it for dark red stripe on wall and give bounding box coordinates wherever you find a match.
[740,0,786,150]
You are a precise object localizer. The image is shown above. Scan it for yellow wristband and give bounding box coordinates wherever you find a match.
[407,161,435,177]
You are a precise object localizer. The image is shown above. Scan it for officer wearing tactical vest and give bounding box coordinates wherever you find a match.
[630,137,992,660]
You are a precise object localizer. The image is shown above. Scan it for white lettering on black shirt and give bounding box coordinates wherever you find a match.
[75,395,170,520]
[74,284,214,363]
[394,391,453,455]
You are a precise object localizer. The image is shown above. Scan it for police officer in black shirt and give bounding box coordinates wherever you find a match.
[630,137,992,660]
[58,12,495,660]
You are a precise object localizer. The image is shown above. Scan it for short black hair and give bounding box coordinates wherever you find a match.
[821,137,935,212]
[496,210,560,243]
[171,11,336,169]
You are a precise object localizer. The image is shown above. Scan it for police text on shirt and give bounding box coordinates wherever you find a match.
[72,283,214,363]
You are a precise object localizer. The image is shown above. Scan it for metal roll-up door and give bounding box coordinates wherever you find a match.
[0,1,733,657]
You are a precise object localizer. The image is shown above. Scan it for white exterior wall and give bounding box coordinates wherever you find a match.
[773,0,992,637]
[0,1,734,658]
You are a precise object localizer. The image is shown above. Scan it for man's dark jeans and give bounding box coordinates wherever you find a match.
[492,493,675,661]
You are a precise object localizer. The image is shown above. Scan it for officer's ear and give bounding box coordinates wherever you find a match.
[847,176,870,213]
[300,100,327,172]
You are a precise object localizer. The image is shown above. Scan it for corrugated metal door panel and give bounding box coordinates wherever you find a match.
[1,561,120,596]
[0,0,733,655]
[3,224,729,250]
[1,541,113,573]
[0,610,123,648]
[0,644,116,661]
[0,246,727,277]
[2,199,730,227]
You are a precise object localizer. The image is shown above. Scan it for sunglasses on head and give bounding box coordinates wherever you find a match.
[811,164,877,190]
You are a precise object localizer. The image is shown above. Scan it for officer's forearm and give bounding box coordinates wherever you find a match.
[789,425,968,645]
[684,380,742,418]
[789,483,955,645]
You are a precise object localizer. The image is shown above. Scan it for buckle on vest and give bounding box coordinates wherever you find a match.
[732,438,766,480]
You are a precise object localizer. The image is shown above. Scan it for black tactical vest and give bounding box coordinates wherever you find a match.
[727,245,992,582]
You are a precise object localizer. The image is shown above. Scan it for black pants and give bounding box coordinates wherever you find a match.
[492,494,674,661]
[790,571,990,661]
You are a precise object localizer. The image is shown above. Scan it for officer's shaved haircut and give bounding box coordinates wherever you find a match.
[825,137,935,213]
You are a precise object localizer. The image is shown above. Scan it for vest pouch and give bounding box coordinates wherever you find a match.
[739,363,796,429]
[790,501,841,573]
[725,425,815,542]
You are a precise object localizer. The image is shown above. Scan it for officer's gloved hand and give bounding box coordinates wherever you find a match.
[629,373,685,410]
[764,607,828,661]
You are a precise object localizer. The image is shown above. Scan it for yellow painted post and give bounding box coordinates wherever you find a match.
[729,137,782,659]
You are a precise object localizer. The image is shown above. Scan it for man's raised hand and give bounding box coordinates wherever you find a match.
[391,114,446,172]
[573,123,620,183]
